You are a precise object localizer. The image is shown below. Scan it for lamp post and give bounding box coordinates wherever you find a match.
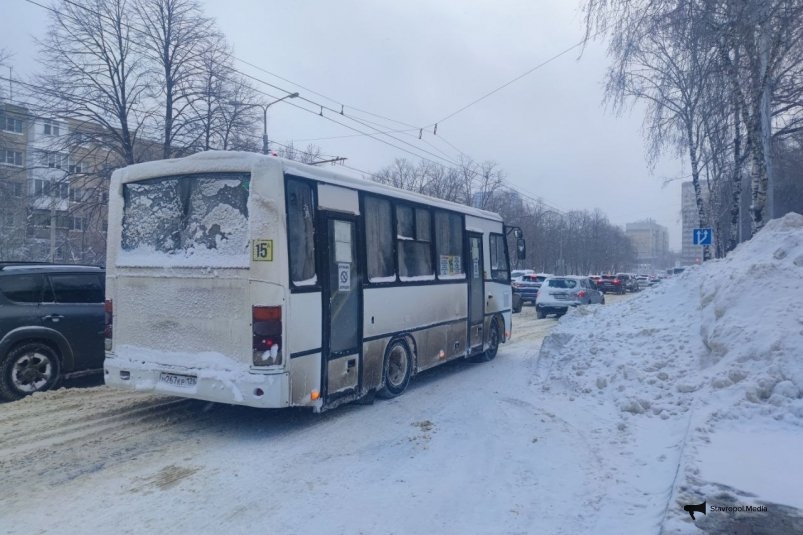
[259,92,299,154]
[230,92,299,154]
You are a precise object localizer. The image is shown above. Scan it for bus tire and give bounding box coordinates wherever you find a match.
[377,339,412,399]
[475,317,502,362]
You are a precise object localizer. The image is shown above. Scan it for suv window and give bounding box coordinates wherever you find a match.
[547,278,577,289]
[0,274,46,303]
[49,273,104,303]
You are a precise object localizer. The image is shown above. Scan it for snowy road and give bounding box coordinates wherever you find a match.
[0,297,630,535]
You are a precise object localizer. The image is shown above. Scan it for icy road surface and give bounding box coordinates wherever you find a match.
[0,293,679,535]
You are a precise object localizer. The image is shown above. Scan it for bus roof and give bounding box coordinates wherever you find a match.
[112,151,504,223]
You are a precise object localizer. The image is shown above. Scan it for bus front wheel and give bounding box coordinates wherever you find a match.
[377,340,413,399]
[474,317,502,362]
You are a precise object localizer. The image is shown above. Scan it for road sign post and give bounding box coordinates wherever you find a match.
[693,228,713,262]
[693,228,713,246]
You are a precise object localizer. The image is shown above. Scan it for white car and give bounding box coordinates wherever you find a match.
[535,275,605,319]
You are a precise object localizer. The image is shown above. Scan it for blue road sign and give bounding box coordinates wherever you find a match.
[693,228,713,245]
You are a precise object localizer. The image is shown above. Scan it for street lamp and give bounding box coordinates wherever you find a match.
[259,92,299,154]
[230,92,299,154]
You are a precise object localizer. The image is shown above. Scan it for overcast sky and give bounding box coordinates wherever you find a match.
[3,0,686,249]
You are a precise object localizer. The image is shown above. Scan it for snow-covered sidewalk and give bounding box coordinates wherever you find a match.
[537,213,803,533]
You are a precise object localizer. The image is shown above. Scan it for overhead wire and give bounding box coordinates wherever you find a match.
[18,0,571,212]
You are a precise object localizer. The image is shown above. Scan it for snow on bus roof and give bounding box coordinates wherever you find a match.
[111,151,503,222]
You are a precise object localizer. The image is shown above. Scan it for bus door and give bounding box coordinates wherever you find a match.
[468,232,485,354]
[320,213,362,402]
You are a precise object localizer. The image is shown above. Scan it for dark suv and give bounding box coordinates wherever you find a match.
[0,263,105,401]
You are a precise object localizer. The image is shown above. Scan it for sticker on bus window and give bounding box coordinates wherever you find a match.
[440,255,462,276]
[252,239,274,261]
[338,263,351,291]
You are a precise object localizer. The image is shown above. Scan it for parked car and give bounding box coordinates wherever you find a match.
[0,263,105,401]
[615,273,639,292]
[635,275,652,290]
[512,273,551,306]
[535,276,605,318]
[596,274,625,294]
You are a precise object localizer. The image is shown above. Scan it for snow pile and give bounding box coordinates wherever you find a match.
[537,212,803,424]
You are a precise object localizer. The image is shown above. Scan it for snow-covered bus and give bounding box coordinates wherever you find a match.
[103,152,522,412]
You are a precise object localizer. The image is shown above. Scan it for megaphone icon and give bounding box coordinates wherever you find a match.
[683,501,706,520]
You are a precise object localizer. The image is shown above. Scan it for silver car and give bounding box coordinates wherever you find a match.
[534,275,605,319]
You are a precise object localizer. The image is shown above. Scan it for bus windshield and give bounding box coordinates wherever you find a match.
[120,173,250,266]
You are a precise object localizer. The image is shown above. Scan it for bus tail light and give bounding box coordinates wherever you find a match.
[253,306,282,366]
[104,299,113,350]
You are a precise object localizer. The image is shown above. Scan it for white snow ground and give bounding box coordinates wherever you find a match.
[1,214,802,534]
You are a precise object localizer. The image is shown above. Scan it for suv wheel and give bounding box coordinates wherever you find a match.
[0,342,63,401]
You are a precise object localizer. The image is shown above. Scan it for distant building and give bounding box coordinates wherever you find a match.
[1,100,121,264]
[625,219,669,272]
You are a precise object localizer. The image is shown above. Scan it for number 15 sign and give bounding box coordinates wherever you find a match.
[693,228,713,245]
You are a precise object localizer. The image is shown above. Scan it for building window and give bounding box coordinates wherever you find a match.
[43,120,60,136]
[34,179,48,197]
[1,114,23,133]
[32,212,51,227]
[71,216,85,231]
[68,162,82,174]
[46,152,66,169]
[1,149,23,166]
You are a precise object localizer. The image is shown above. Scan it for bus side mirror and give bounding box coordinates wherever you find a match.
[516,238,526,260]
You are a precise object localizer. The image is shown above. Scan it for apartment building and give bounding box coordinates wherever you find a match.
[0,100,112,264]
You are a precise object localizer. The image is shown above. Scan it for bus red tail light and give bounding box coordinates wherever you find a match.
[253,306,282,366]
[104,299,113,350]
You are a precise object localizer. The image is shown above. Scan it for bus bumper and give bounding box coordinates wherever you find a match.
[104,353,291,409]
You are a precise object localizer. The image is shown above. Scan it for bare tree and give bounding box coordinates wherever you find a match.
[36,0,150,166]
[584,0,803,241]
[134,0,217,158]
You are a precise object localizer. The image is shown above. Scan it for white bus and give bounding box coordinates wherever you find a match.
[103,151,523,412]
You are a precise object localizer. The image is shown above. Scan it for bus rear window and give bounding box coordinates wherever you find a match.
[121,173,249,265]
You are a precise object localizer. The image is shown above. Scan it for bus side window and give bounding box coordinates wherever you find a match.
[396,205,433,279]
[364,196,395,282]
[287,178,317,285]
[489,234,509,282]
[435,211,465,279]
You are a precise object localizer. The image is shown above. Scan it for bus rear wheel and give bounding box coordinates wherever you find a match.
[377,340,412,399]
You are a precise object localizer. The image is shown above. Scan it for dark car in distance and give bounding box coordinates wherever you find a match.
[0,263,105,401]
[596,274,626,294]
[512,273,551,309]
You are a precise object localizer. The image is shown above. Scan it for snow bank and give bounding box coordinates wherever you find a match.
[538,212,803,424]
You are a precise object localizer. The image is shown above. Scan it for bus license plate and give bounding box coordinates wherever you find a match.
[159,373,197,388]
